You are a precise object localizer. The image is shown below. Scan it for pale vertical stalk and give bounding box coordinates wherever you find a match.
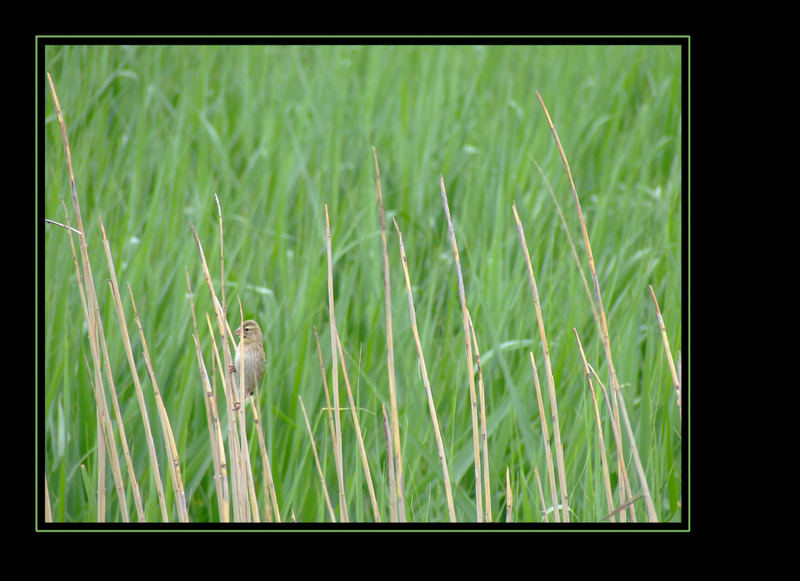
[381,402,397,522]
[97,319,143,520]
[240,304,279,523]
[394,218,457,522]
[191,332,229,522]
[204,313,233,521]
[221,206,253,519]
[505,467,512,522]
[62,209,141,521]
[44,475,52,522]
[616,378,656,523]
[588,363,635,521]
[314,327,340,486]
[536,90,657,521]
[528,353,560,522]
[235,302,258,523]
[94,312,132,522]
[439,176,483,522]
[372,147,405,521]
[56,212,124,521]
[82,361,107,521]
[128,285,189,522]
[533,466,549,523]
[103,233,169,522]
[336,334,381,521]
[514,202,569,521]
[325,205,348,522]
[468,312,492,522]
[95,231,145,522]
[187,270,229,522]
[47,73,117,523]
[216,189,246,513]
[573,329,615,521]
[649,285,681,422]
[216,194,228,328]
[299,396,336,522]
[191,224,245,521]
[531,156,600,330]
[96,406,106,522]
[249,397,280,522]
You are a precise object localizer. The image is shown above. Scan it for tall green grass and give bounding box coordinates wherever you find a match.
[42,43,682,524]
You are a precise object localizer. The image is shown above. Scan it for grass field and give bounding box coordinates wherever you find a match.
[41,42,684,525]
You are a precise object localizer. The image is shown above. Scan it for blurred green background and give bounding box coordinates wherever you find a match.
[42,43,682,523]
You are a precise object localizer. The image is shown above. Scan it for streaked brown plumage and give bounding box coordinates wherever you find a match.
[232,319,266,401]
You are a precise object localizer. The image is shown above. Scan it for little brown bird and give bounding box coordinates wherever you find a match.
[231,319,266,403]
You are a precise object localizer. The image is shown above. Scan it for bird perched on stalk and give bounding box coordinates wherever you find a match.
[231,319,266,404]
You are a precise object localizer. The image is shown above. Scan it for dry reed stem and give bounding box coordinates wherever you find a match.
[393,217,457,522]
[187,270,230,521]
[216,194,227,326]
[313,326,340,482]
[573,329,615,521]
[81,358,107,520]
[235,301,259,522]
[514,202,569,521]
[225,186,258,521]
[94,220,143,521]
[54,208,122,521]
[324,204,348,522]
[533,466,548,523]
[57,199,87,320]
[299,395,336,521]
[96,405,106,519]
[528,352,560,522]
[96,316,143,520]
[101,223,170,521]
[530,156,601,330]
[535,90,658,521]
[649,284,681,422]
[192,234,272,524]
[239,322,281,522]
[128,284,189,522]
[191,224,251,521]
[66,209,142,521]
[234,297,269,522]
[381,402,397,522]
[44,476,52,522]
[204,314,230,410]
[94,307,133,522]
[191,332,230,521]
[248,392,280,522]
[468,311,492,522]
[335,333,382,521]
[187,273,221,513]
[439,176,483,522]
[203,313,235,521]
[613,374,655,522]
[85,358,116,521]
[587,363,636,521]
[505,467,512,522]
[372,147,405,522]
[48,72,119,522]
